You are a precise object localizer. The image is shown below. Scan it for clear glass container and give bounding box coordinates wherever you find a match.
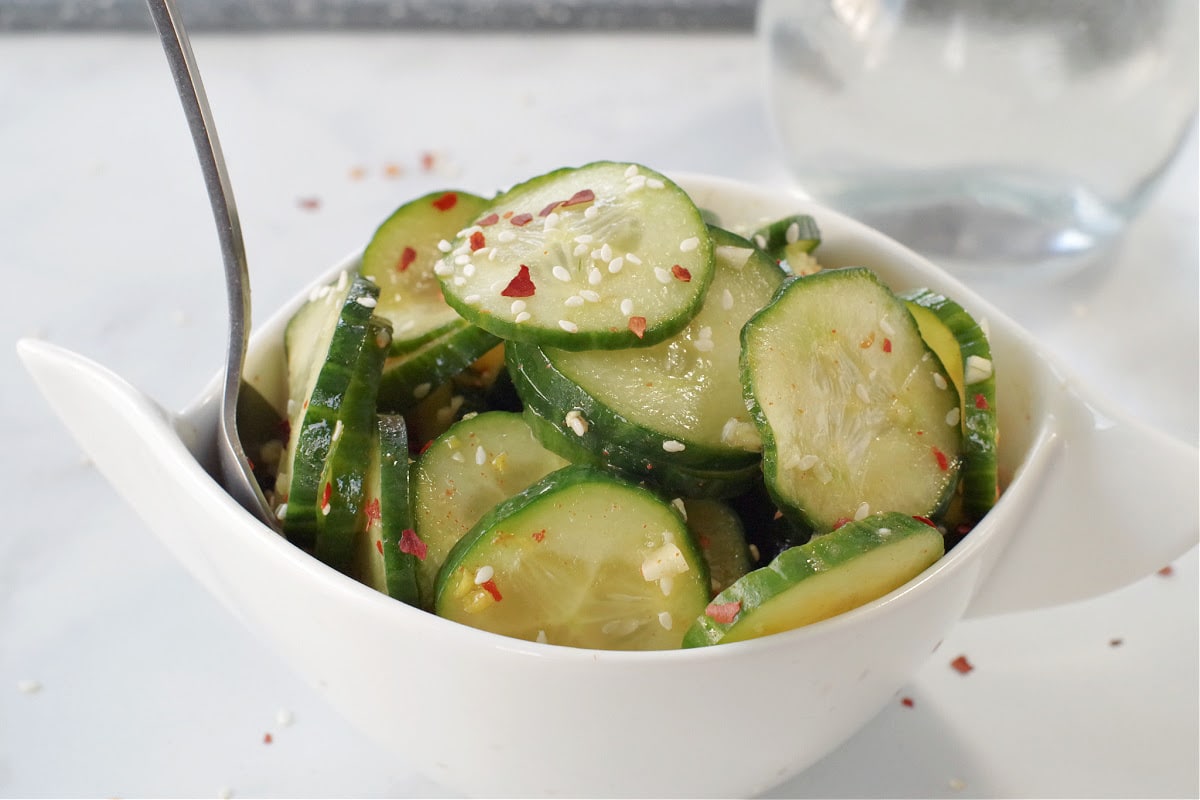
[759,0,1198,273]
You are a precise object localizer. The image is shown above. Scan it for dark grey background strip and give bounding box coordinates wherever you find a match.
[0,0,758,32]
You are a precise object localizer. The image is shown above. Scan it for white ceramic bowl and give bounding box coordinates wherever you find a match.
[18,174,1197,798]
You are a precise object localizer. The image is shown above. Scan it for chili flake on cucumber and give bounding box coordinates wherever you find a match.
[261,162,999,651]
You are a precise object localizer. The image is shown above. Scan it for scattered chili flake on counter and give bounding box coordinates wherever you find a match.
[348,165,367,180]
[900,696,914,708]
[263,733,273,745]
[384,162,404,178]
[297,197,321,211]
[420,151,437,171]
[950,655,974,674]
[1158,565,1174,577]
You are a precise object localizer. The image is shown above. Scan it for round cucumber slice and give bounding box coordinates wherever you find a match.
[750,214,822,276]
[361,189,491,354]
[682,512,945,647]
[352,414,420,606]
[434,465,710,651]
[435,161,714,350]
[901,288,999,526]
[411,411,569,609]
[741,267,963,533]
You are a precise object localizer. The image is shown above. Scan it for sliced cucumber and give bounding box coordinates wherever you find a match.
[434,465,710,650]
[901,288,999,525]
[375,321,501,414]
[352,414,420,605]
[361,190,492,354]
[403,345,517,451]
[275,271,380,551]
[411,411,569,609]
[313,313,393,573]
[435,161,714,350]
[518,403,761,500]
[741,268,962,532]
[682,512,944,647]
[681,498,753,596]
[751,214,822,276]
[510,227,782,474]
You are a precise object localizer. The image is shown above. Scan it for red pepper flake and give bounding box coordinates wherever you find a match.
[950,655,973,674]
[510,212,533,227]
[705,600,741,625]
[913,515,938,528]
[365,497,382,527]
[974,393,989,410]
[772,509,784,520]
[698,534,712,549]
[832,517,852,529]
[1158,565,1174,577]
[900,696,915,708]
[628,316,647,339]
[538,200,563,217]
[931,446,950,471]
[432,192,458,211]
[297,196,321,211]
[418,438,434,455]
[469,231,486,251]
[480,578,503,602]
[420,151,437,171]
[478,212,499,227]
[502,210,514,219]
[321,482,332,509]
[562,188,595,207]
[375,539,384,555]
[399,528,428,561]
[398,246,417,272]
[501,264,536,298]
[532,529,546,543]
[263,732,274,744]
[670,264,692,282]
[882,338,893,353]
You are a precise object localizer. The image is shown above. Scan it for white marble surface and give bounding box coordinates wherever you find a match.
[2,31,1196,798]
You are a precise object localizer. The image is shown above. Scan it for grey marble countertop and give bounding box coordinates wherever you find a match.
[1,25,1196,799]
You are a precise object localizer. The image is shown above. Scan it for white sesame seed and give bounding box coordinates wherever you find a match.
[475,445,487,466]
[515,311,532,323]
[654,267,672,284]
[510,299,527,313]
[721,288,734,310]
[624,164,639,178]
[749,543,761,562]
[599,243,613,261]
[536,630,548,643]
[452,275,467,287]
[590,248,604,261]
[584,205,599,219]
[497,230,517,243]
[450,450,465,463]
[602,618,642,636]
[964,355,994,384]
[877,527,892,536]
[679,236,700,252]
[753,234,767,249]
[785,221,800,244]
[620,298,634,315]
[794,454,820,471]
[276,708,295,727]
[565,409,589,436]
[488,248,498,261]
[607,256,624,274]
[564,295,585,308]
[321,502,331,516]
[433,261,454,276]
[657,611,673,629]
[454,253,471,266]
[331,419,344,442]
[436,239,452,253]
[694,339,714,353]
[579,289,601,303]
[625,253,642,265]
[544,212,560,229]
[573,243,589,257]
[647,178,665,190]
[879,317,896,336]
[17,679,42,695]
[474,565,495,584]
[659,575,674,596]
[558,319,579,333]
[355,294,377,308]
[589,267,603,284]
[662,440,686,453]
[854,502,870,521]
[462,263,476,277]
[574,234,594,244]
[552,265,571,282]
[413,382,432,399]
[946,407,961,426]
[464,293,481,305]
[671,497,687,519]
[933,372,949,390]
[336,270,349,290]
[274,503,288,520]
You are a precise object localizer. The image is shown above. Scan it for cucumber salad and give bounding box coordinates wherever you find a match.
[256,161,999,651]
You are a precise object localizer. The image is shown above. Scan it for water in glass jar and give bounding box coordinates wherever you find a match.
[760,0,1198,272]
